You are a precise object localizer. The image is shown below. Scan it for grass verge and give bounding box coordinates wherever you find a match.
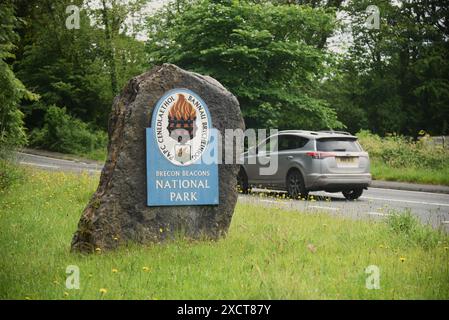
[73,147,107,163]
[358,130,449,186]
[0,168,448,299]
[370,159,449,186]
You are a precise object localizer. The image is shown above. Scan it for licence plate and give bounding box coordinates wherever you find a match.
[336,157,359,167]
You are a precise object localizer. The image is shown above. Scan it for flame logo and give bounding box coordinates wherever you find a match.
[167,94,197,140]
[168,94,196,123]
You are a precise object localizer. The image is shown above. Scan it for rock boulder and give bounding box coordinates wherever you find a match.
[71,64,244,253]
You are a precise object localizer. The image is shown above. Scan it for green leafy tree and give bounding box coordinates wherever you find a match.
[146,0,343,130]
[0,0,37,152]
[86,0,148,95]
[14,0,148,131]
[325,0,449,136]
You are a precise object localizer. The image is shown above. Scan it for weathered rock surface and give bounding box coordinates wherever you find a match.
[71,64,245,253]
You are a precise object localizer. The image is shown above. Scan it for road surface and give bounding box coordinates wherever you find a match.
[15,152,449,231]
[17,152,102,174]
[240,188,449,231]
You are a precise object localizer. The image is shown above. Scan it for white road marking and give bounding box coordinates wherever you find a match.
[18,152,84,164]
[17,152,100,168]
[260,199,277,204]
[366,212,391,217]
[87,169,102,173]
[19,161,59,169]
[308,205,340,211]
[369,187,449,196]
[360,196,449,208]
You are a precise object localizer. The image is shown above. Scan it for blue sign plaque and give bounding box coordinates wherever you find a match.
[146,89,219,206]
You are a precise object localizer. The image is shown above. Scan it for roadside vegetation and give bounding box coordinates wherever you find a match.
[0,157,23,192]
[1,167,448,300]
[358,130,449,186]
[28,106,107,162]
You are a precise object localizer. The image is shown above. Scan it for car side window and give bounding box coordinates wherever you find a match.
[278,135,309,151]
[258,137,277,154]
[293,137,309,149]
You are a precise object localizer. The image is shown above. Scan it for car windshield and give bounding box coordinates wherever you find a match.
[316,138,361,152]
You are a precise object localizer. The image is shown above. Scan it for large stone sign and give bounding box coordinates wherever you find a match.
[71,64,244,253]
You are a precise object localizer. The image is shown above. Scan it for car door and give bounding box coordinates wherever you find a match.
[246,135,278,184]
[257,134,307,186]
[276,135,311,185]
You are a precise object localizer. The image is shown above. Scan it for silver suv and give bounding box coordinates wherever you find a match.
[238,130,372,200]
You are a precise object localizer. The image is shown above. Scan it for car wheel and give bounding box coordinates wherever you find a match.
[287,170,308,199]
[237,167,250,194]
[342,188,363,200]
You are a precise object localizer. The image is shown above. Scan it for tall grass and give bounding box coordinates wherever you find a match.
[0,150,24,192]
[0,158,23,192]
[0,168,448,299]
[386,209,447,251]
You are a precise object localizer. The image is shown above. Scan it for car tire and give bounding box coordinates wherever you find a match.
[287,170,309,199]
[237,167,250,194]
[342,188,363,200]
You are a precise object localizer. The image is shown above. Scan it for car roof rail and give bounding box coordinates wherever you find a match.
[280,130,319,135]
[318,130,352,135]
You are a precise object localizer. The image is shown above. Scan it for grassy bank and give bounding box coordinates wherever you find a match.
[0,168,448,299]
[370,159,449,185]
[358,131,449,186]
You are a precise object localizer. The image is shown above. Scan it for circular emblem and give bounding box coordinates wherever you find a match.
[153,89,211,166]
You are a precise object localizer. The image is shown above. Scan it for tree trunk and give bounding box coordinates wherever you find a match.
[101,0,119,96]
